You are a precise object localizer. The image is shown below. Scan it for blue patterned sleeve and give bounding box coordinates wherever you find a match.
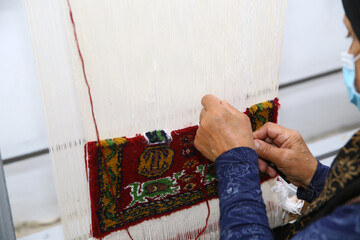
[215,147,273,240]
[297,161,329,203]
[292,203,360,239]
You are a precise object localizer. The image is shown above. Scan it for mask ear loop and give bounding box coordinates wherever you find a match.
[354,53,360,62]
[342,52,355,69]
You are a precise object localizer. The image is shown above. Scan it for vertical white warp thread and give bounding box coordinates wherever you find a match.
[24,0,287,239]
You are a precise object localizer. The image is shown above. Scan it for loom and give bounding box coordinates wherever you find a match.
[24,0,296,239]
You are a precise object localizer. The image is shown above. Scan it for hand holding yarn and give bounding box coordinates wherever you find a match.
[194,94,254,162]
[253,122,318,189]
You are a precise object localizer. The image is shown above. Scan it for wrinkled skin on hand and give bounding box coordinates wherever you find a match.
[253,122,318,189]
[194,94,254,162]
[194,95,317,189]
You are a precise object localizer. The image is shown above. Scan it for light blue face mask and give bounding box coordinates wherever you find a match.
[341,52,360,110]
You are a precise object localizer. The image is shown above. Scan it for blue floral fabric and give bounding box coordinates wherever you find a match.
[215,147,272,240]
[215,147,360,239]
[296,161,329,203]
[292,203,360,240]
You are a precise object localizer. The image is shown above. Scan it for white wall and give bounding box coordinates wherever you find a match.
[0,0,48,160]
[279,72,360,140]
[4,154,59,226]
[280,0,351,84]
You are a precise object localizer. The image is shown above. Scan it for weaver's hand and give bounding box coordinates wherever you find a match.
[194,94,254,162]
[253,122,318,189]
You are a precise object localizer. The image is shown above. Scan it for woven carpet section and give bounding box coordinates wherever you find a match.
[85,98,280,238]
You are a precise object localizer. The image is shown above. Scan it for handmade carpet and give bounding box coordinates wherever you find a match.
[85,98,280,239]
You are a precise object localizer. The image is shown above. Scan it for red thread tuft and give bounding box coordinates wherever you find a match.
[272,97,280,123]
[195,161,211,240]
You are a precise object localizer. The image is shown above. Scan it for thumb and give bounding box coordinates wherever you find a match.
[254,139,284,166]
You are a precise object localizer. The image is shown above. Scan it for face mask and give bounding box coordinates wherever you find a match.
[341,52,360,110]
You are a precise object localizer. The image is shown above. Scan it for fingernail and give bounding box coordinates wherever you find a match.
[254,141,260,150]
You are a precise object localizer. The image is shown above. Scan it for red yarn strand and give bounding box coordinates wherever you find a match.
[66,1,134,239]
[195,161,211,240]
